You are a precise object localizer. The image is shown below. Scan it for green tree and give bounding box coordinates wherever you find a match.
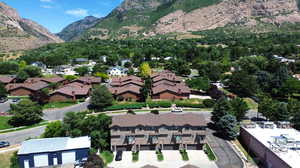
[139,62,152,78]
[64,75,78,81]
[230,98,249,121]
[23,66,42,77]
[8,99,43,127]
[84,154,104,168]
[90,86,113,111]
[288,99,300,115]
[75,66,90,76]
[43,121,65,138]
[217,114,239,140]
[211,97,231,124]
[227,71,259,96]
[258,96,278,121]
[16,70,29,82]
[0,83,7,98]
[274,102,289,121]
[0,61,19,74]
[292,111,300,130]
[94,72,109,80]
[186,77,210,91]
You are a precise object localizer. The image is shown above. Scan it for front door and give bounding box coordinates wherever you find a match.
[53,157,58,165]
[24,160,29,168]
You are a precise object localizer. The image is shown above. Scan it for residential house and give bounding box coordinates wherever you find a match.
[73,76,101,85]
[110,76,144,87]
[109,84,141,101]
[25,77,66,85]
[0,76,16,85]
[31,62,47,70]
[49,84,91,102]
[107,67,128,76]
[73,58,89,64]
[293,74,300,80]
[110,113,206,151]
[152,82,191,100]
[18,136,90,168]
[6,81,49,96]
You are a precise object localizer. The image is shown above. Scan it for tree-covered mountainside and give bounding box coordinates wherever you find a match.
[58,0,300,41]
[57,16,102,41]
[0,2,63,52]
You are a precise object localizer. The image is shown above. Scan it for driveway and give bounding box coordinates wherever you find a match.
[0,99,17,113]
[109,150,218,168]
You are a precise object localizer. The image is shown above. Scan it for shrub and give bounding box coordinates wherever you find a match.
[10,151,19,168]
[132,151,139,162]
[156,151,164,161]
[100,151,114,164]
[150,110,159,115]
[180,149,189,161]
[175,102,205,108]
[103,103,145,111]
[203,99,215,108]
[147,101,172,108]
[127,109,135,114]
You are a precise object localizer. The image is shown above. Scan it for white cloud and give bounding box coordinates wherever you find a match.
[41,5,53,9]
[40,0,52,2]
[65,8,89,17]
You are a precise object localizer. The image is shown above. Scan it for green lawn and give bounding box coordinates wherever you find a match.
[156,151,164,161]
[243,98,258,110]
[43,101,78,109]
[204,143,217,161]
[132,151,139,162]
[100,151,114,165]
[0,116,13,130]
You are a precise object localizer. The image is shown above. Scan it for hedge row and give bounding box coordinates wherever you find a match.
[104,103,146,111]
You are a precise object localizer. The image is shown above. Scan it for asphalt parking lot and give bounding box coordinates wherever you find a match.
[109,150,218,168]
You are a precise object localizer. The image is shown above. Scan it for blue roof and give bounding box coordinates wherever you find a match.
[18,136,90,155]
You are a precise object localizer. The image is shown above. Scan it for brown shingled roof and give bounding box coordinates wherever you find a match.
[25,77,65,84]
[111,80,144,87]
[51,85,91,97]
[111,75,142,83]
[6,81,49,91]
[111,113,206,127]
[0,76,15,84]
[152,73,182,83]
[109,84,141,95]
[152,83,191,95]
[75,76,101,84]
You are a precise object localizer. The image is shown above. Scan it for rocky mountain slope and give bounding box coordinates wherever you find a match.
[59,0,300,41]
[0,2,63,52]
[57,16,101,41]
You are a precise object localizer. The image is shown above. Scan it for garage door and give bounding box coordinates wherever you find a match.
[116,145,132,151]
[187,144,203,150]
[140,145,156,150]
[62,151,76,164]
[34,154,49,167]
[163,144,179,150]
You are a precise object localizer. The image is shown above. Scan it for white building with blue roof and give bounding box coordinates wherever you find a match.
[18,136,90,168]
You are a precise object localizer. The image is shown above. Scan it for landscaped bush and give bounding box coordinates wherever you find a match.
[150,110,159,114]
[147,101,172,108]
[203,99,216,108]
[100,151,114,165]
[180,149,189,161]
[127,109,136,114]
[156,151,164,161]
[132,151,139,162]
[103,103,146,111]
[204,143,216,161]
[175,102,205,108]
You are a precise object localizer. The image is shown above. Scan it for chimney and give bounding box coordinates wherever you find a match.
[178,89,182,94]
[114,89,118,94]
[72,91,76,101]
[88,78,92,85]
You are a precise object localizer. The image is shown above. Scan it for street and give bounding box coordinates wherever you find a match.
[0,99,17,113]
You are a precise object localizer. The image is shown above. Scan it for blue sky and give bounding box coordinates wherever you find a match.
[2,0,123,33]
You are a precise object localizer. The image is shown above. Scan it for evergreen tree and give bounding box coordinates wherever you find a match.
[217,114,239,140]
[90,85,113,111]
[211,97,231,123]
[230,98,249,121]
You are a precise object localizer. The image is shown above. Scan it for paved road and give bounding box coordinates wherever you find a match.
[0,126,45,145]
[43,101,89,121]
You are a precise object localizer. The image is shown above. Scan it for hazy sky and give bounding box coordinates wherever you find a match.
[2,0,123,33]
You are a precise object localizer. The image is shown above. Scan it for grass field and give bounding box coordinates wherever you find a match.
[43,101,78,109]
[0,116,13,130]
[0,150,16,168]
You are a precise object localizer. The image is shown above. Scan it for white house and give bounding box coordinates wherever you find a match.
[107,67,128,76]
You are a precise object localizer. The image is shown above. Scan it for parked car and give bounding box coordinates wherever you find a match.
[115,151,123,161]
[0,141,10,148]
[74,158,87,168]
[0,97,7,103]
[12,98,20,103]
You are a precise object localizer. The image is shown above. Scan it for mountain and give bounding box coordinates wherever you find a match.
[0,2,63,52]
[59,0,300,41]
[57,16,102,41]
